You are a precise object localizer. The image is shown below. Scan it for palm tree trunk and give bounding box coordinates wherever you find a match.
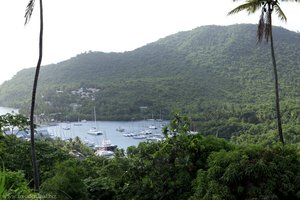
[269,14,284,145]
[29,0,43,191]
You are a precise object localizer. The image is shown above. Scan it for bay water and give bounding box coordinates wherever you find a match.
[0,106,19,115]
[1,106,168,150]
[45,120,167,150]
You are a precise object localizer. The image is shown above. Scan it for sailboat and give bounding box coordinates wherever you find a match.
[62,126,71,130]
[87,107,103,136]
[73,114,82,126]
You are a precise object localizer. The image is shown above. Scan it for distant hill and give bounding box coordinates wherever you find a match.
[1,24,300,138]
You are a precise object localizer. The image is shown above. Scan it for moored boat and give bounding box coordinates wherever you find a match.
[123,132,136,137]
[87,127,103,135]
[87,107,103,135]
[133,134,147,139]
[148,125,157,129]
[116,127,125,132]
[95,133,117,157]
[95,149,114,157]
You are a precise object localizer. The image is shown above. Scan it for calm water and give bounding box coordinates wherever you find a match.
[0,106,168,149]
[43,120,168,150]
[0,106,19,115]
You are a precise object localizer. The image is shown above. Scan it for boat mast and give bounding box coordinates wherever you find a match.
[93,106,97,128]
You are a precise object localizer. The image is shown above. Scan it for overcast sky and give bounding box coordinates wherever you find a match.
[0,0,299,84]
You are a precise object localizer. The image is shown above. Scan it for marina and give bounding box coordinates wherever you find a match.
[0,106,168,150]
[40,120,168,150]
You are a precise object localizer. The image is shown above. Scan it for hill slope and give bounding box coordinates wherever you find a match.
[1,24,300,138]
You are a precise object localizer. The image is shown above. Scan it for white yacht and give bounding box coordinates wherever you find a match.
[87,127,103,136]
[95,149,114,157]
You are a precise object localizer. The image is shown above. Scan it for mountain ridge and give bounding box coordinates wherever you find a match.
[1,24,300,138]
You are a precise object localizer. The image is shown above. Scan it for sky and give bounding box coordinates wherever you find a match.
[0,0,299,85]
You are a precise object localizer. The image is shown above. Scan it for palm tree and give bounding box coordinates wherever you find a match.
[228,0,299,145]
[24,0,43,191]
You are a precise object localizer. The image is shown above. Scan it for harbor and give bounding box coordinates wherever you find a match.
[40,120,168,150]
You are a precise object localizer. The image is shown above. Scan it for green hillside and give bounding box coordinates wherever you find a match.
[1,24,300,139]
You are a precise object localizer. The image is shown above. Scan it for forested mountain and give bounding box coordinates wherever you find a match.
[1,24,300,138]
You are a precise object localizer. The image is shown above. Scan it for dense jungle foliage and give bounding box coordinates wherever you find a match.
[0,114,300,199]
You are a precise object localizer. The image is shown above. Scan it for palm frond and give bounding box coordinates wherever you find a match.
[228,0,263,15]
[257,9,265,42]
[264,9,272,42]
[273,5,287,21]
[24,0,35,25]
[257,4,272,43]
